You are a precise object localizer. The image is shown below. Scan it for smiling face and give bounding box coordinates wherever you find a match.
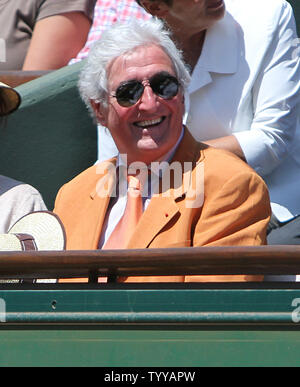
[93,44,185,165]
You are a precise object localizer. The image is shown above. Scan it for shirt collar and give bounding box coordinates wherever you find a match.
[188,11,239,94]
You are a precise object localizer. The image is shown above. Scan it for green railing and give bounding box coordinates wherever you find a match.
[0,246,300,366]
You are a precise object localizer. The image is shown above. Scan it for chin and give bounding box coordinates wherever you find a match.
[137,138,160,151]
[132,144,166,164]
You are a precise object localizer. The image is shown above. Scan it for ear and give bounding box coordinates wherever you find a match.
[90,99,107,126]
[139,1,169,17]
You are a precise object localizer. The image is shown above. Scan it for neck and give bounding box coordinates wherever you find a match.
[165,19,206,71]
[177,31,206,71]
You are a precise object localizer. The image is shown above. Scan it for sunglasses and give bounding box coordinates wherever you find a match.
[111,71,180,107]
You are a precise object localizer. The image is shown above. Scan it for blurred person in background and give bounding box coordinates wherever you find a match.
[0,0,97,70]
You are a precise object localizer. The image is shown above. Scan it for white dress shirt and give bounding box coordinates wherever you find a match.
[186,0,300,222]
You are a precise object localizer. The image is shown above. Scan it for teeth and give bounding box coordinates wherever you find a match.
[136,117,163,127]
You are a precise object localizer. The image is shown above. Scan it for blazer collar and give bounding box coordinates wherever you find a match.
[90,158,117,200]
[89,158,117,249]
[189,11,239,94]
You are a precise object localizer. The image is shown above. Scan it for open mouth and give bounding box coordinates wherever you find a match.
[134,116,165,128]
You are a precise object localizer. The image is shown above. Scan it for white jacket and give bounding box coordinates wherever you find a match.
[186,0,300,221]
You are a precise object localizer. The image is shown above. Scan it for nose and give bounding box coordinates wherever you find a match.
[138,83,158,113]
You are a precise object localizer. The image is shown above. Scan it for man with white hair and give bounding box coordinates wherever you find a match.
[54,18,271,282]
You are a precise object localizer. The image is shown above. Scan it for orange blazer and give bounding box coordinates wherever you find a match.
[54,129,271,282]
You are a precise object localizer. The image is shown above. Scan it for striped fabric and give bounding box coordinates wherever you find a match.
[70,0,151,63]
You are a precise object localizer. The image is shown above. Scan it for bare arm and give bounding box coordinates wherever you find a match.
[202,135,246,162]
[22,12,91,71]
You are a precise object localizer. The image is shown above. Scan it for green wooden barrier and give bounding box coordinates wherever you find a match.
[0,246,299,367]
[0,61,97,210]
[0,284,300,367]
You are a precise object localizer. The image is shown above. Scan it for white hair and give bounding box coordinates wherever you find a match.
[78,17,191,115]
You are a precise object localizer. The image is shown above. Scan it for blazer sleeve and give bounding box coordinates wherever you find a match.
[193,171,271,246]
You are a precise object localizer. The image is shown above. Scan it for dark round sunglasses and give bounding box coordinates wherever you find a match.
[111,71,180,107]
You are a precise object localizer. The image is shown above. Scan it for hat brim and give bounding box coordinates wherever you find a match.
[6,211,66,251]
[0,82,21,116]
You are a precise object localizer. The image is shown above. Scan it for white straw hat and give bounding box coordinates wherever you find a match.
[0,211,66,251]
[0,81,21,116]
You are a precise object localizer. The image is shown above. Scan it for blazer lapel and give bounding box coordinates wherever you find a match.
[189,11,239,95]
[88,159,117,249]
[127,195,180,249]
